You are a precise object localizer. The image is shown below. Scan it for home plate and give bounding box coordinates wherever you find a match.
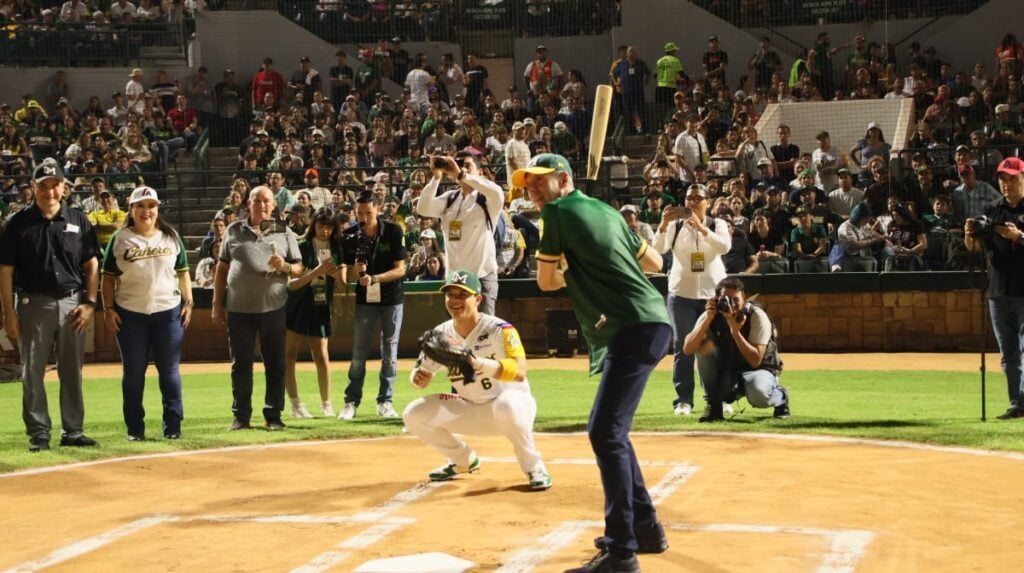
[352,552,475,572]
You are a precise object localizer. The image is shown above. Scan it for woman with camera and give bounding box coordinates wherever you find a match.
[653,183,732,417]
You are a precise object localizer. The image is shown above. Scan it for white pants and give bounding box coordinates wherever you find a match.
[402,389,546,474]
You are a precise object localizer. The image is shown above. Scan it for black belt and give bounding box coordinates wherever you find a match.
[21,289,80,300]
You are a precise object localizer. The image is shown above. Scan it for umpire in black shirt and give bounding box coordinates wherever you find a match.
[965,157,1024,420]
[0,159,101,451]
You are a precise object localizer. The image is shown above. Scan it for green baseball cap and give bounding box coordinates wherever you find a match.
[511,153,573,188]
[799,168,816,178]
[441,270,482,295]
[664,42,680,53]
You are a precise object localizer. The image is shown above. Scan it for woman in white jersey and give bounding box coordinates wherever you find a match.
[101,187,193,441]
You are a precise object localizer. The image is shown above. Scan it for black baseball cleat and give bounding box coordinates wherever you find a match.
[60,434,98,447]
[698,411,725,423]
[265,420,287,431]
[564,550,641,573]
[996,405,1024,420]
[228,419,251,431]
[28,438,50,452]
[773,386,791,419]
[594,522,668,554]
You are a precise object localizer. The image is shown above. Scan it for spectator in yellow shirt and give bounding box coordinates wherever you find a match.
[88,191,126,250]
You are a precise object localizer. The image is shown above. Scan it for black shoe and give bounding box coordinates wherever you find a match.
[698,406,725,422]
[164,433,181,440]
[773,386,791,419]
[996,405,1024,420]
[594,522,668,554]
[265,420,287,431]
[127,434,146,442]
[28,438,50,452]
[60,434,98,447]
[564,550,640,573]
[228,419,251,431]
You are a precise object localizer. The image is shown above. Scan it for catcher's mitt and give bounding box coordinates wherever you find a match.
[419,329,476,383]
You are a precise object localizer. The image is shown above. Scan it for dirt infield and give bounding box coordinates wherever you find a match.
[1,432,1019,572]
[60,352,989,381]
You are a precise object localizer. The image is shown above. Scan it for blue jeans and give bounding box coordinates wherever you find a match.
[695,344,786,408]
[589,322,672,556]
[228,307,287,423]
[345,303,404,406]
[115,304,184,437]
[988,296,1024,406]
[667,295,706,407]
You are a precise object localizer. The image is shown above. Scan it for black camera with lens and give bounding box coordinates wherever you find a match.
[715,296,752,320]
[968,215,994,237]
[432,157,448,169]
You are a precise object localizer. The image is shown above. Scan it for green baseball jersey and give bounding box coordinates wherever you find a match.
[655,55,684,89]
[538,190,669,375]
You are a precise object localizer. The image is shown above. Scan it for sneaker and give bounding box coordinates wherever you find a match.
[228,419,252,431]
[321,401,335,417]
[290,401,314,419]
[428,454,481,481]
[127,434,146,442]
[722,402,735,415]
[528,469,553,491]
[377,401,399,418]
[594,521,668,555]
[338,402,356,421]
[164,433,181,440]
[564,550,640,573]
[265,420,287,431]
[996,404,1024,420]
[773,386,791,419]
[673,403,692,416]
[60,434,98,447]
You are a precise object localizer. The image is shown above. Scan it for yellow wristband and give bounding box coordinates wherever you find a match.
[496,358,520,381]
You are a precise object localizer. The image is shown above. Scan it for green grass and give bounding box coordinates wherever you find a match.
[0,367,1019,473]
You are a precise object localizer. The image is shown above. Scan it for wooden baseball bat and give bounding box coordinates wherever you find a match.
[586,84,614,181]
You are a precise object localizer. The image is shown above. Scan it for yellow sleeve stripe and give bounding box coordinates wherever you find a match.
[496,358,520,381]
[536,253,561,263]
[501,325,526,359]
[636,239,649,260]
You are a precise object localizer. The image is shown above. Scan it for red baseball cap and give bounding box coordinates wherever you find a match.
[305,168,319,178]
[996,157,1024,176]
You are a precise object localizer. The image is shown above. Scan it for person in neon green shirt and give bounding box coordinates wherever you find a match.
[655,42,684,128]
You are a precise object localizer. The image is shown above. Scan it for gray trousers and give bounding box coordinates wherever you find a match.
[479,273,498,316]
[17,294,86,440]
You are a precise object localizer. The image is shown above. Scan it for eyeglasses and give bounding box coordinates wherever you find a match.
[684,196,707,202]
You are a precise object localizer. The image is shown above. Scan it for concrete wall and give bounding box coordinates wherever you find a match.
[512,35,613,98]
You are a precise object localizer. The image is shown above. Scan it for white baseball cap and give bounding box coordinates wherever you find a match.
[128,186,160,205]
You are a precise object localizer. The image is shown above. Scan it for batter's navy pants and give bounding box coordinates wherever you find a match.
[589,322,672,557]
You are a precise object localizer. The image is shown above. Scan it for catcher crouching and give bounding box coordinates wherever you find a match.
[404,269,552,491]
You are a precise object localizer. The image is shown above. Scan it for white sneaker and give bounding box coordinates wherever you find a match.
[321,401,334,417]
[723,403,735,415]
[674,403,692,416]
[338,402,356,420]
[290,401,314,419]
[377,402,399,418]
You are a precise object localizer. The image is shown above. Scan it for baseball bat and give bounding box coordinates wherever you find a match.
[586,84,614,181]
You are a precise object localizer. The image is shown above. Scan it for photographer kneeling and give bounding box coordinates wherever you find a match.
[682,277,790,422]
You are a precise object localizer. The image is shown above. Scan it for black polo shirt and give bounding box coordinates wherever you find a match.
[982,198,1024,297]
[342,217,406,306]
[0,201,98,294]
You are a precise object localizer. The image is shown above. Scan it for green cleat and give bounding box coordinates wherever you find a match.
[428,455,481,481]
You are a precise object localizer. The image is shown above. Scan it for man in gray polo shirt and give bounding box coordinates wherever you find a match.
[213,186,302,431]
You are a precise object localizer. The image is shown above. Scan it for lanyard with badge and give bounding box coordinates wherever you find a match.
[364,233,383,303]
[313,241,332,306]
[448,194,468,241]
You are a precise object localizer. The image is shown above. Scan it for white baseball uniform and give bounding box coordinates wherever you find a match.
[403,314,547,474]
